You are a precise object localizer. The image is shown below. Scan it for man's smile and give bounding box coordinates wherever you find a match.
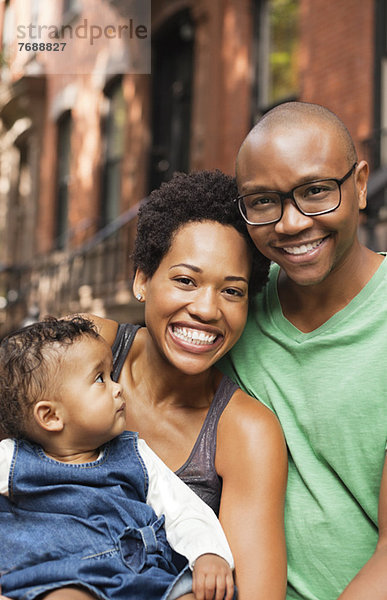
[280,237,327,256]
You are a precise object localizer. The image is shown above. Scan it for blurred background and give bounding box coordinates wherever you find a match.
[0,0,386,337]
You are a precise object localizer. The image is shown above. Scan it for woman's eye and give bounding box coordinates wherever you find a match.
[96,374,104,383]
[224,287,244,297]
[174,276,194,286]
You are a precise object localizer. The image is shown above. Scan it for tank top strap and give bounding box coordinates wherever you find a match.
[175,374,239,515]
[206,374,239,426]
[112,323,141,382]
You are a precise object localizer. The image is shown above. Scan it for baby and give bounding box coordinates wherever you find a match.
[0,316,234,600]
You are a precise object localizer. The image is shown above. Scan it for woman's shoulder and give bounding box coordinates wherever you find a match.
[218,387,285,451]
[82,313,119,346]
[215,385,287,485]
[227,386,280,423]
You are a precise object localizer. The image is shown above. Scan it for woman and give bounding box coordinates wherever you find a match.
[93,170,287,599]
[1,171,287,600]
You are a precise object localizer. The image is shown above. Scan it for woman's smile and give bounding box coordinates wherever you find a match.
[169,324,223,353]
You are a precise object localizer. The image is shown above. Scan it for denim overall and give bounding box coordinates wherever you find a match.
[0,432,190,600]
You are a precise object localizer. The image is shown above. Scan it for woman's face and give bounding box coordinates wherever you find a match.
[134,221,252,375]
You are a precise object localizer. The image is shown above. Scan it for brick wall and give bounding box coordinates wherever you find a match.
[299,0,375,157]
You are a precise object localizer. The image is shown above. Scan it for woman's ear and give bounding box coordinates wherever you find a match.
[132,268,148,302]
[33,401,64,432]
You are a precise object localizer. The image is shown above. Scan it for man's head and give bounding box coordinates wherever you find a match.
[236,102,368,287]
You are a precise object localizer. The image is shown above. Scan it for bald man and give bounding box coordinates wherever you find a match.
[220,102,386,600]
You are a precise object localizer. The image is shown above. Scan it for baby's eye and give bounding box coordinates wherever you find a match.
[96,374,104,383]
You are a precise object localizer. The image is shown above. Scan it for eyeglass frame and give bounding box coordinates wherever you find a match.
[235,162,358,226]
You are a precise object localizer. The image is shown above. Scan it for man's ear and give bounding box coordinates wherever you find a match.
[132,268,148,302]
[355,160,369,211]
[33,401,64,432]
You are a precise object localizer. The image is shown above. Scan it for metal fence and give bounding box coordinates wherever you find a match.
[0,203,142,337]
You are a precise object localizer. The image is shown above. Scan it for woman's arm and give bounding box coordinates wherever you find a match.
[216,390,288,600]
[79,314,119,347]
[337,454,387,599]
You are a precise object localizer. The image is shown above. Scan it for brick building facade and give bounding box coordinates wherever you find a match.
[0,0,385,335]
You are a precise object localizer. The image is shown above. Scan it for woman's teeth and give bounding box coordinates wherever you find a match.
[172,326,217,345]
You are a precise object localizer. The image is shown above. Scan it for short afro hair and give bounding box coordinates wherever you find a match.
[133,170,269,297]
[0,315,99,438]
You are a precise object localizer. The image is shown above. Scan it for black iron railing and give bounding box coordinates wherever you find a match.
[0,202,142,337]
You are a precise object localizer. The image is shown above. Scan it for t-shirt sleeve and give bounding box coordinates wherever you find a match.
[137,438,234,570]
[0,438,15,496]
[217,353,252,396]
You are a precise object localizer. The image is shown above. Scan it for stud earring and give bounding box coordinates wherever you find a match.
[135,293,143,302]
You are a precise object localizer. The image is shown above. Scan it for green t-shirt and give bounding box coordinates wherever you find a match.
[220,256,387,600]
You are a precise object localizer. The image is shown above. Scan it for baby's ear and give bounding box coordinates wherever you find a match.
[33,401,64,432]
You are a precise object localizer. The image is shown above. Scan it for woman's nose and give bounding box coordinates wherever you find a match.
[188,288,221,322]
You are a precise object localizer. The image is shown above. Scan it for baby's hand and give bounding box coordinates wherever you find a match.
[0,586,11,600]
[192,553,234,600]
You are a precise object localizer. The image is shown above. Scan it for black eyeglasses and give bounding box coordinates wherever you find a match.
[235,162,358,226]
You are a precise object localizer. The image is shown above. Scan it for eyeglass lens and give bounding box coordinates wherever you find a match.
[240,179,341,224]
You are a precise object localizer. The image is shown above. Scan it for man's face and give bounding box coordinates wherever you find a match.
[236,121,368,287]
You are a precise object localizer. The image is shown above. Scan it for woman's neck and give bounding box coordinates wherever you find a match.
[130,328,219,409]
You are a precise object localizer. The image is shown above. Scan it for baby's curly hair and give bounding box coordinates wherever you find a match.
[0,316,99,439]
[133,170,269,297]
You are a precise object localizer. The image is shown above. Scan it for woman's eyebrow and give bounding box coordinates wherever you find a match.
[225,275,249,283]
[169,263,202,272]
[169,264,248,283]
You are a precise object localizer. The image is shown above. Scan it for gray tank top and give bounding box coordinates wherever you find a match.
[111,323,238,515]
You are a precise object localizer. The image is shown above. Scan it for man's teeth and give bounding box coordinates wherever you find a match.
[283,239,324,255]
[173,326,217,345]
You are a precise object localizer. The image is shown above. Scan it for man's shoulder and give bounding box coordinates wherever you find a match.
[244,261,278,324]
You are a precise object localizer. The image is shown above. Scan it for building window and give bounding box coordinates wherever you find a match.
[101,78,126,226]
[2,0,14,67]
[63,0,77,14]
[377,0,387,168]
[55,111,72,250]
[252,0,299,119]
[15,142,32,264]
[62,0,79,24]
[31,0,41,27]
[149,9,194,191]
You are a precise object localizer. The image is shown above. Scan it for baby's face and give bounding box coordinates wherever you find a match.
[57,335,125,449]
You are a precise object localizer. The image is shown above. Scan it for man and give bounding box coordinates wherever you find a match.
[221,102,387,599]
[338,452,386,599]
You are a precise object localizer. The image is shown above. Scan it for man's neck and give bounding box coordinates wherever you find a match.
[277,247,383,333]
